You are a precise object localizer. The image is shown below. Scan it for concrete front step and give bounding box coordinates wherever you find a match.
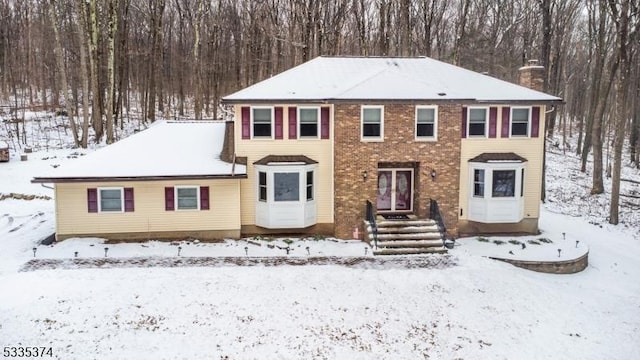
[373,247,448,255]
[372,232,442,241]
[377,239,443,248]
[375,225,440,234]
[375,219,437,227]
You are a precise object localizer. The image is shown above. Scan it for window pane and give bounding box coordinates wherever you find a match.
[492,170,515,197]
[259,172,266,186]
[511,122,528,136]
[417,123,434,137]
[512,108,529,122]
[521,168,525,197]
[306,171,313,201]
[363,108,381,123]
[274,173,299,202]
[469,108,486,122]
[253,108,271,122]
[259,187,267,202]
[473,169,484,197]
[363,123,381,137]
[100,189,122,211]
[469,123,485,136]
[177,188,198,209]
[300,108,318,123]
[253,123,272,137]
[300,123,318,137]
[417,108,435,122]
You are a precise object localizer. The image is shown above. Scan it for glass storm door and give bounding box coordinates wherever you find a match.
[377,169,413,212]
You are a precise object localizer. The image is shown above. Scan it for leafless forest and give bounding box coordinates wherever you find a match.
[0,0,638,223]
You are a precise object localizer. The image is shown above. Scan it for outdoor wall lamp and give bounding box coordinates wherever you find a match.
[430,168,437,181]
[361,170,368,181]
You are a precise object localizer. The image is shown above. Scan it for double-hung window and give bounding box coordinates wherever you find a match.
[306,171,314,201]
[361,106,383,140]
[473,169,485,197]
[511,107,531,137]
[415,106,437,140]
[176,186,199,210]
[468,107,488,137]
[258,172,267,202]
[99,188,124,212]
[252,107,273,138]
[299,107,319,138]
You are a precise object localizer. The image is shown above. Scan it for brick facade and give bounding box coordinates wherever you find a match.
[333,103,462,240]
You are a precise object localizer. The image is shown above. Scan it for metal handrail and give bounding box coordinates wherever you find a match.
[366,200,378,249]
[429,199,447,244]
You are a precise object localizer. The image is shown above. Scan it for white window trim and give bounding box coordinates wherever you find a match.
[510,106,532,138]
[415,105,438,141]
[250,106,274,139]
[467,107,489,138]
[98,187,124,213]
[175,185,200,211]
[361,105,384,142]
[298,106,320,139]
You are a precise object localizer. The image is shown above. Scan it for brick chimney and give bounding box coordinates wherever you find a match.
[518,59,545,92]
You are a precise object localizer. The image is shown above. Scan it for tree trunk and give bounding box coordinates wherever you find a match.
[48,0,79,147]
[105,0,118,143]
[88,0,102,142]
[76,0,91,148]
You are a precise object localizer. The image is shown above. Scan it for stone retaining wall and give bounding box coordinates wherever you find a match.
[490,251,588,274]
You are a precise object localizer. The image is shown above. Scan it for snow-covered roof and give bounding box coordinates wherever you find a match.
[0,140,8,149]
[223,56,562,103]
[33,121,246,182]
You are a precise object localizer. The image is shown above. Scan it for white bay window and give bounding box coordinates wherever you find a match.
[468,153,527,223]
[254,156,318,229]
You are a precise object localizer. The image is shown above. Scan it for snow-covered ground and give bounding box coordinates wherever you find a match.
[0,115,639,359]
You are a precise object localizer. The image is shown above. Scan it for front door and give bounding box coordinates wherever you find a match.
[377,169,414,212]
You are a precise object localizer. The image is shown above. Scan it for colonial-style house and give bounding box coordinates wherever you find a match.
[34,56,561,252]
[222,56,560,246]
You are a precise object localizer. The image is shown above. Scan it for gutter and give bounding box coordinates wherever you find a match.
[31,173,248,184]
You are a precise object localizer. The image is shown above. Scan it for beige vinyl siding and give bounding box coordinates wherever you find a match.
[235,104,334,226]
[459,106,545,220]
[55,179,241,236]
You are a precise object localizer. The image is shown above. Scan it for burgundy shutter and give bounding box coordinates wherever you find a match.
[124,187,134,212]
[531,107,540,138]
[489,107,498,138]
[241,107,250,139]
[165,187,175,211]
[200,186,210,210]
[501,107,511,138]
[288,107,297,139]
[461,107,467,138]
[320,107,330,139]
[274,107,283,139]
[87,188,98,213]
